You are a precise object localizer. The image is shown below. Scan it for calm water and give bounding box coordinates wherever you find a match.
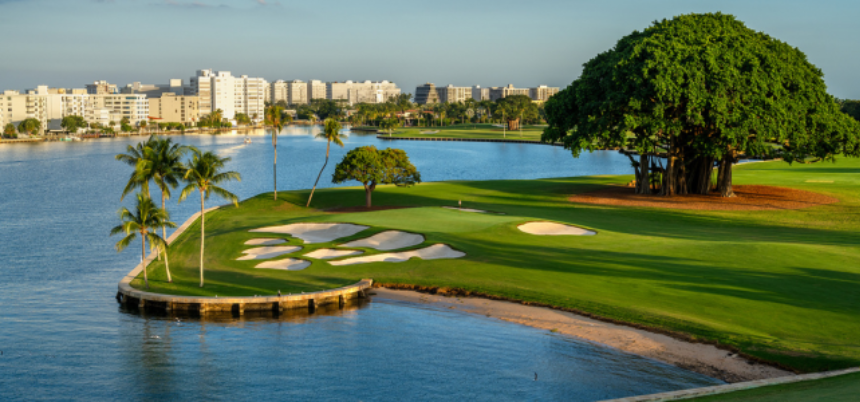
[0,127,720,401]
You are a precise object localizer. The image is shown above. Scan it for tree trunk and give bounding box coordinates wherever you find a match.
[273,132,278,200]
[719,153,735,197]
[141,234,148,289]
[676,153,688,195]
[161,191,172,283]
[662,154,676,196]
[364,182,376,208]
[199,191,205,287]
[638,153,650,195]
[306,141,330,207]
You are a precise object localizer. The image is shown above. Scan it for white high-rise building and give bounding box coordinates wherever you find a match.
[326,80,401,105]
[270,80,289,104]
[288,80,308,105]
[437,85,472,104]
[188,69,266,122]
[472,85,490,101]
[308,80,327,102]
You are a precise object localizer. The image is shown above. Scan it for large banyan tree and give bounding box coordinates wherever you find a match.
[543,13,860,197]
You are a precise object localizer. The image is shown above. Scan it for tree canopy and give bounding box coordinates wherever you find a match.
[61,115,87,134]
[18,118,41,136]
[543,12,860,197]
[332,146,421,207]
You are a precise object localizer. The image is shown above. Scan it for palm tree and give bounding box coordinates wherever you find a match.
[110,193,176,289]
[140,137,186,283]
[306,118,346,207]
[179,148,241,287]
[264,105,284,200]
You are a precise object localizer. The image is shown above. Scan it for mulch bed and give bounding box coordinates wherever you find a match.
[568,185,838,211]
[325,205,416,213]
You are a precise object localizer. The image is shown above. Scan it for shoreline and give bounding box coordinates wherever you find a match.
[371,287,793,383]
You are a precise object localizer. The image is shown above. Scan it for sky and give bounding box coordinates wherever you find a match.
[1,0,859,98]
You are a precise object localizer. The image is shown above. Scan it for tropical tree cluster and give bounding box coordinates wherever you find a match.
[332,145,421,207]
[543,13,860,197]
[112,136,240,288]
[3,123,17,138]
[197,109,231,128]
[61,115,87,134]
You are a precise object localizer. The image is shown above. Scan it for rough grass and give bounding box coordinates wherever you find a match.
[135,158,860,374]
[688,371,860,401]
[383,123,545,140]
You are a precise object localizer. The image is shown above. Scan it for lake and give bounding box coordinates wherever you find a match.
[0,127,721,401]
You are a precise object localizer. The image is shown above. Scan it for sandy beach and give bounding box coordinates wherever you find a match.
[371,287,793,383]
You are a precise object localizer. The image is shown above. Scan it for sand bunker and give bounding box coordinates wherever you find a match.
[340,230,424,251]
[329,244,465,266]
[442,206,487,213]
[568,185,838,211]
[255,258,310,271]
[237,246,302,260]
[518,222,596,236]
[250,223,369,243]
[244,238,287,246]
[304,248,364,260]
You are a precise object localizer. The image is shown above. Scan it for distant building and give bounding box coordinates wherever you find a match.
[264,82,272,103]
[529,85,559,102]
[148,93,199,125]
[86,80,118,95]
[187,69,266,122]
[327,80,400,105]
[472,85,490,101]
[415,83,440,105]
[287,80,308,105]
[489,84,530,101]
[308,80,327,102]
[122,79,185,97]
[90,94,149,126]
[236,75,266,122]
[437,85,472,104]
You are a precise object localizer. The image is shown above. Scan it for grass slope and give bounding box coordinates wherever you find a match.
[689,371,860,401]
[382,123,545,140]
[135,158,860,374]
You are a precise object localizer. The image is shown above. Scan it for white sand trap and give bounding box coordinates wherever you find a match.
[518,222,596,236]
[329,244,465,266]
[237,246,302,260]
[255,258,311,271]
[304,248,364,260]
[244,238,287,246]
[250,223,369,243]
[340,230,424,251]
[442,206,487,213]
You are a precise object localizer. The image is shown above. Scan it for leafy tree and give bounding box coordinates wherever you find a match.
[18,118,41,136]
[307,118,346,207]
[840,100,860,123]
[332,146,421,207]
[264,105,284,200]
[61,115,87,134]
[379,117,401,137]
[179,148,241,287]
[315,99,344,121]
[3,123,17,138]
[120,117,130,126]
[110,192,176,289]
[139,121,147,133]
[495,95,531,130]
[543,12,860,197]
[121,123,133,133]
[235,113,251,126]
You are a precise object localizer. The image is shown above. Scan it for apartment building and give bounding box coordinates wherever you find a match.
[489,84,530,101]
[188,69,266,122]
[472,85,490,101]
[287,80,308,105]
[308,80,327,102]
[122,79,185,98]
[270,80,289,104]
[86,80,118,95]
[90,94,149,126]
[437,85,472,104]
[328,80,401,105]
[1,91,46,133]
[148,93,199,124]
[529,85,559,102]
[415,83,439,105]
[264,82,272,103]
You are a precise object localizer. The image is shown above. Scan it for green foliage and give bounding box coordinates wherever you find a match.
[839,99,860,123]
[3,123,17,138]
[332,146,421,206]
[109,192,176,288]
[235,113,251,126]
[495,95,532,125]
[179,147,241,207]
[17,118,41,135]
[319,118,345,147]
[61,115,87,133]
[198,109,230,128]
[379,117,401,135]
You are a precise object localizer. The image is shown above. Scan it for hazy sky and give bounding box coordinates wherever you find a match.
[1,0,858,98]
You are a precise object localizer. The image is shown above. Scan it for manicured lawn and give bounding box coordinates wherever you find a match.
[380,123,546,140]
[136,158,860,374]
[688,371,860,401]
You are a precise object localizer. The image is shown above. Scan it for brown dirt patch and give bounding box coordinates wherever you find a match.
[569,185,838,211]
[325,205,415,213]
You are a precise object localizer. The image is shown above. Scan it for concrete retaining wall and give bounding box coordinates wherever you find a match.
[376,136,563,146]
[115,204,373,314]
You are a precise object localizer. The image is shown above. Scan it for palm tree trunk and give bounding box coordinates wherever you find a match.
[273,132,278,200]
[142,234,149,289]
[306,141,330,207]
[199,191,205,287]
[161,191,172,283]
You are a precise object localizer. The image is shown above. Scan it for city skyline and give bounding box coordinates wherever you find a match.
[2,0,859,99]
